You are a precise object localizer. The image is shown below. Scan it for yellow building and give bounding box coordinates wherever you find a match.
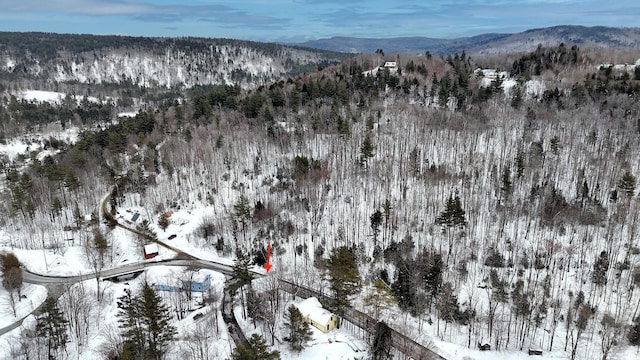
[294,297,340,333]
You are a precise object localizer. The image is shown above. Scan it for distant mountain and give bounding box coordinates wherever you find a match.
[299,25,640,55]
[0,32,350,89]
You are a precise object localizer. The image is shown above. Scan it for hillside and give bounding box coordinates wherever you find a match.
[0,32,350,90]
[0,39,640,360]
[299,25,640,55]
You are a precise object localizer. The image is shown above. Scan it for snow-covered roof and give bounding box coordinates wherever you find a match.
[294,297,335,325]
[144,243,159,254]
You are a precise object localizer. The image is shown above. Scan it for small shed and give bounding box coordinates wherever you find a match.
[294,297,340,333]
[528,348,543,356]
[144,243,159,259]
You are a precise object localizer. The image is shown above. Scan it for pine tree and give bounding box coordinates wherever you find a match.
[592,251,609,286]
[327,246,361,314]
[364,279,397,319]
[233,194,252,241]
[51,197,63,220]
[142,284,177,359]
[230,249,254,296]
[617,170,636,197]
[359,133,375,166]
[284,305,313,352]
[501,165,512,198]
[436,193,467,229]
[436,282,461,323]
[420,250,444,306]
[371,321,393,360]
[157,213,170,232]
[629,317,640,346]
[117,284,176,359]
[370,209,383,244]
[230,249,254,320]
[136,219,158,241]
[515,149,525,178]
[232,334,280,360]
[392,260,417,312]
[36,297,69,360]
[247,287,265,328]
[118,288,146,359]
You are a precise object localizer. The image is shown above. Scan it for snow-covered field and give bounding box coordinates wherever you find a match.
[17,90,110,106]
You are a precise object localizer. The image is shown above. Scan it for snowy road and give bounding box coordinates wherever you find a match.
[15,187,447,359]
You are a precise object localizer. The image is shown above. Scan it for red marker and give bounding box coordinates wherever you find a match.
[265,244,272,272]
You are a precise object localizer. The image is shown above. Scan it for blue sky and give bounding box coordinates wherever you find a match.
[0,0,638,42]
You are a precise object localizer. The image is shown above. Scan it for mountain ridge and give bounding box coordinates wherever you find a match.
[297,25,640,55]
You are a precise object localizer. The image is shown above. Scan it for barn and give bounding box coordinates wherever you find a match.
[143,243,159,259]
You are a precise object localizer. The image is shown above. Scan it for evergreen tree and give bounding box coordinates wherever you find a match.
[157,214,170,232]
[420,250,444,306]
[93,229,108,262]
[359,133,375,166]
[247,287,265,328]
[230,249,254,296]
[617,170,636,197]
[510,85,523,108]
[550,136,560,155]
[51,197,63,220]
[436,193,466,229]
[233,194,252,241]
[629,317,640,346]
[141,284,177,359]
[515,149,525,179]
[230,249,254,320]
[36,297,69,360]
[370,209,383,244]
[232,334,280,360]
[501,165,512,198]
[284,305,313,352]
[436,282,461,323]
[117,284,177,360]
[136,219,158,241]
[371,321,393,360]
[592,251,609,286]
[327,246,361,314]
[117,288,145,359]
[392,260,417,312]
[364,279,397,319]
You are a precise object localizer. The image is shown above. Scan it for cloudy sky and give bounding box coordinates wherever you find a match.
[0,0,637,42]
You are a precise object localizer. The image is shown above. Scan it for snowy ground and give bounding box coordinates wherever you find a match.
[0,284,47,329]
[0,199,233,360]
[17,90,112,106]
[234,294,368,360]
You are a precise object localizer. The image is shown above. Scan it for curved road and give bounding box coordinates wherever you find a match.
[11,188,447,360]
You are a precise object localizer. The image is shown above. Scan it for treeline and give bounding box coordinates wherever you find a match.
[0,31,350,61]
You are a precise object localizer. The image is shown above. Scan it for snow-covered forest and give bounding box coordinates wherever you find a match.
[1,38,640,360]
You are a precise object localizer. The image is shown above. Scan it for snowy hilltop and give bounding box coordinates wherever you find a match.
[0,32,349,89]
